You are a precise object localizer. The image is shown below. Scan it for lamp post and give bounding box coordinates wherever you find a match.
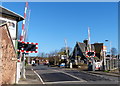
[102,45,106,71]
[105,40,112,70]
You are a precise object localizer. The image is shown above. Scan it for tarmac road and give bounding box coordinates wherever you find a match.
[32,64,119,84]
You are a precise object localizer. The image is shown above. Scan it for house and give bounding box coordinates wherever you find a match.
[70,40,104,67]
[70,40,89,65]
[0,6,24,48]
[0,6,24,84]
[92,43,104,60]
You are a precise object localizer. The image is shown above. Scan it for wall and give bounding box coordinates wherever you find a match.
[0,24,17,84]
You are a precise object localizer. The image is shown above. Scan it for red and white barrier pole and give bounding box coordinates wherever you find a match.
[19,2,28,62]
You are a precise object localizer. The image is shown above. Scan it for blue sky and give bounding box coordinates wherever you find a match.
[2,2,118,55]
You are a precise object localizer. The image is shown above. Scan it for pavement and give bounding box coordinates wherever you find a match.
[89,71,119,77]
[86,69,120,77]
[18,65,42,84]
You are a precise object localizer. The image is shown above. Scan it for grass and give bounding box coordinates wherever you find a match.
[103,70,109,73]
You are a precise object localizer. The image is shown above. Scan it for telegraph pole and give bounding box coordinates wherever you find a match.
[110,41,112,70]
[64,39,68,57]
[64,39,69,67]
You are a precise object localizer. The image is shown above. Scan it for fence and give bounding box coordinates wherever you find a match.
[106,58,119,71]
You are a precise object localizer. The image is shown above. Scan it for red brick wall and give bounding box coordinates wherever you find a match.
[0,24,17,84]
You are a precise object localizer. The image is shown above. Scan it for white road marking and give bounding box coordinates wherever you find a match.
[31,68,45,84]
[54,70,87,82]
[45,81,85,84]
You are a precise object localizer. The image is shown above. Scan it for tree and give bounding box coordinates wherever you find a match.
[48,50,60,65]
[58,51,66,55]
[111,47,117,56]
[46,47,73,66]
[59,47,72,55]
[37,52,47,58]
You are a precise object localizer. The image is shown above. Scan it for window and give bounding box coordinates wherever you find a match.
[0,20,6,25]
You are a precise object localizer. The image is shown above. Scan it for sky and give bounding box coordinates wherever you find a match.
[2,2,118,56]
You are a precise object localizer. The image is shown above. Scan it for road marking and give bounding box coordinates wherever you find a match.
[45,81,85,84]
[32,68,45,84]
[54,70,87,82]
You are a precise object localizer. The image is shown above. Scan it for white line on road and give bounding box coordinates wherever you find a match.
[32,68,45,84]
[54,70,87,82]
[45,81,86,84]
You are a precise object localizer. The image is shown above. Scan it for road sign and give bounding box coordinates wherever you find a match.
[86,51,96,57]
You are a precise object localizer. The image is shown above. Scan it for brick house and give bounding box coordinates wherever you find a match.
[0,6,24,84]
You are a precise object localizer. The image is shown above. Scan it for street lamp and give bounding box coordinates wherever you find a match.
[105,40,112,59]
[105,40,112,70]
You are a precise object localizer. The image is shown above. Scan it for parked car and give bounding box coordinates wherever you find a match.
[43,61,49,65]
[59,63,65,67]
[32,62,36,66]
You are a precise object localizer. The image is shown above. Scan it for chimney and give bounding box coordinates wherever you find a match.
[83,40,88,46]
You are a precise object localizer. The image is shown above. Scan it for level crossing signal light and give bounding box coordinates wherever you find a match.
[23,43,36,51]
[86,51,96,57]
[17,40,38,53]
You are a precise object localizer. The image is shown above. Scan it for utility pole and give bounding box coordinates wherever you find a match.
[110,41,112,70]
[103,45,107,71]
[64,39,69,67]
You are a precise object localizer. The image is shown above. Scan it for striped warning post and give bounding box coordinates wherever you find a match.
[18,2,28,62]
[20,2,28,41]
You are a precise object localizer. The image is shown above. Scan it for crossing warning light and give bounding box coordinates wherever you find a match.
[17,40,38,53]
[86,51,96,57]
